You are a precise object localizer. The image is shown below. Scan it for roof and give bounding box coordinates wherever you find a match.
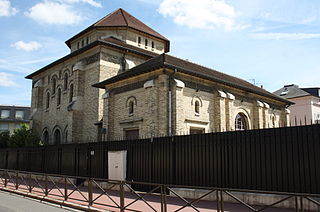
[274,84,320,99]
[25,38,157,79]
[94,53,292,105]
[65,8,170,52]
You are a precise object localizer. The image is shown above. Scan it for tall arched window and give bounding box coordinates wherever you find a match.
[52,78,57,94]
[46,92,50,109]
[235,113,248,131]
[138,37,141,44]
[195,100,200,114]
[145,39,148,47]
[129,101,134,115]
[69,84,74,103]
[57,88,61,106]
[151,41,154,49]
[64,73,68,90]
[42,130,49,144]
[53,129,61,145]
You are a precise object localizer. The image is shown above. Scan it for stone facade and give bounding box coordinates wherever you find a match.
[27,8,290,144]
[101,71,290,140]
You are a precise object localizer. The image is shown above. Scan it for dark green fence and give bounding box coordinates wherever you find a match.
[0,124,319,194]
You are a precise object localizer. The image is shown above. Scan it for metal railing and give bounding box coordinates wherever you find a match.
[1,169,320,212]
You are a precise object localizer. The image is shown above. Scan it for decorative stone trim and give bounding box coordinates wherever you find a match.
[185,119,208,125]
[102,92,109,99]
[285,108,290,114]
[120,118,143,124]
[144,79,154,88]
[218,90,227,98]
[226,92,235,100]
[257,100,264,107]
[73,61,83,71]
[174,79,185,88]
[34,79,42,88]
[264,102,270,109]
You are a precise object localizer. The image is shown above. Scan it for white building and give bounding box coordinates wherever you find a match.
[274,85,320,125]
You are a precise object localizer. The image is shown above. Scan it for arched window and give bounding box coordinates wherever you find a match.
[129,101,134,115]
[53,129,61,145]
[235,113,248,131]
[69,84,74,103]
[46,92,50,109]
[145,39,148,47]
[138,37,141,44]
[151,41,154,49]
[42,130,49,144]
[64,73,68,90]
[52,78,57,94]
[195,100,200,114]
[57,88,61,106]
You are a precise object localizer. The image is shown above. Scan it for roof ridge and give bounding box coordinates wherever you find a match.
[119,8,129,26]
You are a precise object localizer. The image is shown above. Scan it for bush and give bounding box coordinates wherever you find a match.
[8,125,41,148]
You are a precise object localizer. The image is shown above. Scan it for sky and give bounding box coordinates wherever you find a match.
[0,0,320,106]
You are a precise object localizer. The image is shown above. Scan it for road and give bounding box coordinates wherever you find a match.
[0,191,75,212]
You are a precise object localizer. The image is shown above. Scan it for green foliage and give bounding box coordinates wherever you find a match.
[0,124,41,148]
[0,131,9,148]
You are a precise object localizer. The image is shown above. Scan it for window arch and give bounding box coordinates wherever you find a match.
[42,129,49,144]
[129,101,134,115]
[151,41,154,49]
[53,129,61,145]
[138,37,141,44]
[126,96,137,116]
[64,72,68,90]
[69,83,74,103]
[145,39,148,47]
[57,88,62,106]
[195,100,200,114]
[46,91,50,109]
[235,113,248,131]
[52,77,57,94]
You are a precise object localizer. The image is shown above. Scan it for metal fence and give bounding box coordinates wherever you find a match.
[0,124,319,195]
[1,169,320,212]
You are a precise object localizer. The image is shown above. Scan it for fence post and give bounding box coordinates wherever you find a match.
[15,171,18,190]
[295,196,299,212]
[44,175,48,196]
[220,190,224,212]
[28,173,32,193]
[4,171,7,187]
[120,181,125,212]
[161,185,167,212]
[88,178,93,206]
[64,177,68,201]
[300,196,304,212]
[216,190,220,212]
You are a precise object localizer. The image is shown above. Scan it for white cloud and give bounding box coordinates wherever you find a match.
[0,0,18,16]
[25,1,83,25]
[58,0,102,8]
[158,0,247,31]
[250,33,320,40]
[11,41,42,51]
[0,72,17,87]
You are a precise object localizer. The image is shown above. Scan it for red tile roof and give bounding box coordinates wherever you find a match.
[65,8,169,51]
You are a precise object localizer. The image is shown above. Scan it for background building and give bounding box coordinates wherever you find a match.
[0,105,30,134]
[27,8,292,144]
[274,84,320,125]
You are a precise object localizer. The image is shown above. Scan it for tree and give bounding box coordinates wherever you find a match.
[8,125,41,147]
[0,131,9,148]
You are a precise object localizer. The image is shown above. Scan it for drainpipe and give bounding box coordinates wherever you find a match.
[168,68,177,136]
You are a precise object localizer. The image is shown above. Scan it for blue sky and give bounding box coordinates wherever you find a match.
[0,0,320,106]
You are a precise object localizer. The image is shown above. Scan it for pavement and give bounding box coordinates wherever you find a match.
[0,190,77,212]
